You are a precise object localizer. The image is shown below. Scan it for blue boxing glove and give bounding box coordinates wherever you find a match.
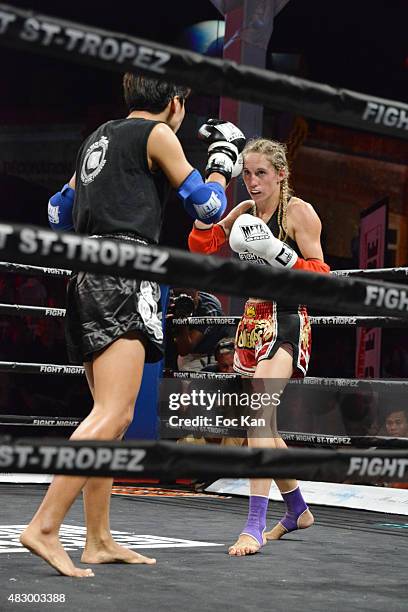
[177,170,227,224]
[47,183,75,231]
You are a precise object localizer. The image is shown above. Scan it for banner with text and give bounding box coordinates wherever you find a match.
[356,199,388,377]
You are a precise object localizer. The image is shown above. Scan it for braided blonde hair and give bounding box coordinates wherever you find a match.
[242,138,292,241]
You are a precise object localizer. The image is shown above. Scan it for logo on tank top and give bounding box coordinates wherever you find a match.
[80,136,109,185]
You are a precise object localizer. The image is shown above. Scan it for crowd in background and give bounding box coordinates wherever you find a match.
[0,272,91,418]
[1,274,407,444]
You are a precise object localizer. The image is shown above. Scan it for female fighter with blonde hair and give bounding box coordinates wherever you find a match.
[189,138,330,556]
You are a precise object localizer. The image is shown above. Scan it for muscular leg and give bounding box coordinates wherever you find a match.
[265,434,314,540]
[80,342,154,565]
[20,334,155,576]
[229,347,312,556]
[80,363,114,560]
[229,347,293,556]
[81,361,117,541]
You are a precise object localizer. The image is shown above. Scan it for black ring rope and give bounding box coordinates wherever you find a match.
[280,431,408,449]
[2,304,407,327]
[1,360,406,394]
[0,415,406,450]
[170,370,408,388]
[0,261,71,277]
[1,224,408,318]
[332,268,408,281]
[171,315,408,328]
[0,4,407,140]
[0,361,84,375]
[0,303,66,318]
[0,414,81,427]
[1,260,408,281]
[1,437,408,482]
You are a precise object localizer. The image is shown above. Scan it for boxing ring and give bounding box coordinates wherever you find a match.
[1,483,408,612]
[1,229,408,612]
[1,4,408,611]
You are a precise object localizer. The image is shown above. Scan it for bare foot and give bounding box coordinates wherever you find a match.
[20,525,94,578]
[81,539,156,565]
[265,509,314,541]
[228,533,266,557]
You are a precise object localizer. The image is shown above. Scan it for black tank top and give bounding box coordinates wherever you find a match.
[73,118,170,243]
[266,203,300,257]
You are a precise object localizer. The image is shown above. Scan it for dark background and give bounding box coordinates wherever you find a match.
[4,0,407,108]
[0,0,407,430]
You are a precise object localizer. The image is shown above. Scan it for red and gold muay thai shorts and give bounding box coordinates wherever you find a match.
[233,301,311,378]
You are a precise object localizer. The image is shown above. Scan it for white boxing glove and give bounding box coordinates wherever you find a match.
[229,214,298,268]
[198,119,246,182]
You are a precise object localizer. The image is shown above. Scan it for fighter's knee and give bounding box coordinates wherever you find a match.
[114,404,135,437]
[119,409,134,434]
[89,402,135,438]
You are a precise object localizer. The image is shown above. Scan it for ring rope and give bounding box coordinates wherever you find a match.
[163,420,408,450]
[0,303,66,318]
[332,267,408,281]
[280,432,408,449]
[0,361,84,375]
[1,360,406,393]
[0,261,71,277]
[2,304,407,327]
[1,438,408,483]
[0,4,407,140]
[0,414,406,450]
[0,414,81,427]
[171,370,408,388]
[1,224,408,318]
[171,315,408,328]
[2,260,408,281]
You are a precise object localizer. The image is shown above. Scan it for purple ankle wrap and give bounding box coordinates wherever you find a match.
[241,495,268,547]
[280,487,308,532]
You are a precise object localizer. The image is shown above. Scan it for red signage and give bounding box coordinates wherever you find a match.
[355,199,388,377]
